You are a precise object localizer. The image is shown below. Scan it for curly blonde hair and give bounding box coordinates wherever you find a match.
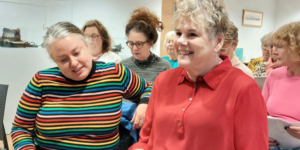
[126,7,164,45]
[272,21,300,60]
[173,0,229,39]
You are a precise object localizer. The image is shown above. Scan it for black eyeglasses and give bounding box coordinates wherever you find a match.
[126,41,148,49]
[85,34,101,41]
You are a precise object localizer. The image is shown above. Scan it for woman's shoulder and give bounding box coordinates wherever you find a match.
[156,67,183,81]
[158,57,171,64]
[268,66,286,78]
[38,67,62,75]
[226,67,258,88]
[103,51,117,55]
[161,55,169,60]
[35,67,65,82]
[120,57,133,65]
[100,51,122,63]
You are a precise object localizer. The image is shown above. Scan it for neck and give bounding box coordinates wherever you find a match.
[228,52,235,60]
[288,63,300,76]
[138,51,151,61]
[169,54,177,60]
[187,57,222,82]
[93,49,103,59]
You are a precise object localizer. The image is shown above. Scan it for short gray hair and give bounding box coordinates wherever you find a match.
[44,22,86,51]
[163,31,176,51]
[260,32,274,45]
[173,0,229,39]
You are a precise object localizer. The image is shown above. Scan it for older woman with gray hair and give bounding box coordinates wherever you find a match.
[11,22,152,150]
[162,31,179,68]
[129,0,268,149]
[248,33,271,74]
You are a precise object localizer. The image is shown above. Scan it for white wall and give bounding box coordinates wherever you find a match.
[0,0,47,46]
[224,0,276,62]
[0,0,162,134]
[274,0,300,30]
[0,48,56,134]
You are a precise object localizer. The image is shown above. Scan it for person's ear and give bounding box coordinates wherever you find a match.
[149,41,154,47]
[214,33,224,53]
[233,40,239,52]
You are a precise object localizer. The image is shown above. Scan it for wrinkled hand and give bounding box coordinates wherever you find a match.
[286,126,300,139]
[131,104,148,130]
[269,137,279,147]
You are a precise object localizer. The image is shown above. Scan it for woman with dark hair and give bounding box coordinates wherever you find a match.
[119,7,171,149]
[120,7,171,130]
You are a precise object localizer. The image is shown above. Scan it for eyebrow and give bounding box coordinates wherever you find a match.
[188,29,198,32]
[57,47,78,57]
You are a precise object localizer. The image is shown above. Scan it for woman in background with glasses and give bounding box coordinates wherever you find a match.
[121,8,172,84]
[82,20,122,63]
[119,7,171,149]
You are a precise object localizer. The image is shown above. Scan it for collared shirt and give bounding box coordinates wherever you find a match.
[130,56,268,150]
[231,55,254,78]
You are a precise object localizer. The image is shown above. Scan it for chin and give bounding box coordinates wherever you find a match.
[70,71,90,81]
[178,60,192,68]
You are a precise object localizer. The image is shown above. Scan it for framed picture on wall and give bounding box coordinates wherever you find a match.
[242,10,263,27]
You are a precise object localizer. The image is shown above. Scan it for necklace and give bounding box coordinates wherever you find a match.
[92,51,105,61]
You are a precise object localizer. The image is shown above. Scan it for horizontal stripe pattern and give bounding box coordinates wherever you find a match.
[11,62,152,150]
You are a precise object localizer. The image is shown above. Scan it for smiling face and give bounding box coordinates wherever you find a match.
[127,31,152,61]
[49,35,92,81]
[174,19,224,75]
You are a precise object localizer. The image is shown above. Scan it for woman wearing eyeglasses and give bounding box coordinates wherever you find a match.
[121,8,172,84]
[119,7,171,149]
[82,20,122,63]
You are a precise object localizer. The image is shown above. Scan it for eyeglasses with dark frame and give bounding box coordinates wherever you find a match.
[126,41,148,49]
[85,34,101,41]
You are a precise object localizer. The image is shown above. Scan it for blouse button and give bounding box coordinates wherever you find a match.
[189,98,193,101]
[178,122,182,126]
[182,108,185,111]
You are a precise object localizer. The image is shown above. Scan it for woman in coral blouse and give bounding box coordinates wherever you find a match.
[129,0,268,150]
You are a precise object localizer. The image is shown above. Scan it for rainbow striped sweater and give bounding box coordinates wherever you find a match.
[11,61,152,150]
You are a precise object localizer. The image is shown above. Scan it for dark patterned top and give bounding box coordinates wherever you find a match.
[130,52,159,68]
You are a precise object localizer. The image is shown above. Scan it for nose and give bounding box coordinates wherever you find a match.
[177,35,187,46]
[131,44,139,51]
[69,56,78,68]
